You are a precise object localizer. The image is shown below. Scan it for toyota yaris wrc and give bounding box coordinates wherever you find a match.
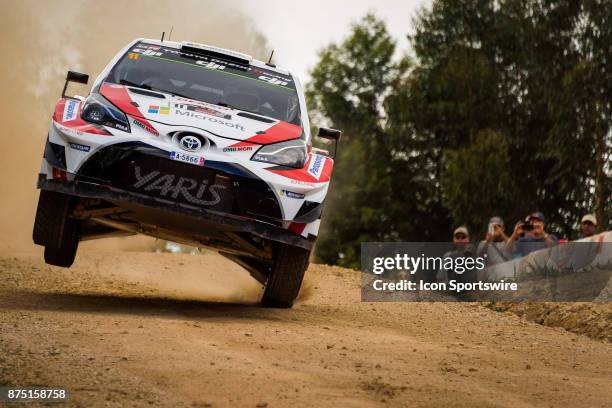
[32,39,341,308]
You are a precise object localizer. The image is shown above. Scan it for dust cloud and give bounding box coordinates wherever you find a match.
[86,251,264,304]
[0,0,270,252]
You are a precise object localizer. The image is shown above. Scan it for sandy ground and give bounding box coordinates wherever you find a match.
[0,251,611,408]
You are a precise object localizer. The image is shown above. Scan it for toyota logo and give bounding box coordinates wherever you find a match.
[179,135,202,152]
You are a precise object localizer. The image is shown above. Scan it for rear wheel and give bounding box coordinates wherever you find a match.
[261,243,310,308]
[33,189,79,267]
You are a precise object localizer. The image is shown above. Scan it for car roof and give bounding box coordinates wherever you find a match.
[139,38,292,77]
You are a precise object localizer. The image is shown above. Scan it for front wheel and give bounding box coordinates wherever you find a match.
[261,243,310,308]
[33,189,79,267]
[44,243,78,268]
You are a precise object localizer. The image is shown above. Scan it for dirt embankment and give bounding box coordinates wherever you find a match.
[488,302,612,342]
[1,251,611,407]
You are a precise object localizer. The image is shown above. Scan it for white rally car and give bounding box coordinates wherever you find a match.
[32,39,341,308]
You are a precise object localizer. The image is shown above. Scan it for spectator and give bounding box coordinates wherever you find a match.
[580,214,597,238]
[477,216,511,266]
[437,226,475,283]
[506,211,558,257]
[452,226,471,246]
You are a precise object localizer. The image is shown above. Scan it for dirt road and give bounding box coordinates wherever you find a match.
[0,251,611,407]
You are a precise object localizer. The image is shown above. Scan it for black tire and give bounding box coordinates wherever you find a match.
[44,243,78,268]
[261,243,311,308]
[32,189,79,267]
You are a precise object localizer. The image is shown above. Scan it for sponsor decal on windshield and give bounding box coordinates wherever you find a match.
[128,42,295,90]
[258,76,289,86]
[131,48,163,57]
[195,60,226,71]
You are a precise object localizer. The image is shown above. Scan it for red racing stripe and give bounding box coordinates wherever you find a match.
[99,83,158,132]
[228,141,258,148]
[99,83,143,117]
[266,154,334,183]
[245,121,302,144]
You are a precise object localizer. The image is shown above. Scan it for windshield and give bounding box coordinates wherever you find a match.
[106,42,301,125]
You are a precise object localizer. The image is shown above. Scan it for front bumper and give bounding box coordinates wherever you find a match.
[37,176,314,250]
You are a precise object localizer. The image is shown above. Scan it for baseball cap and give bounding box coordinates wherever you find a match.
[489,216,504,226]
[453,226,469,236]
[581,214,597,225]
[527,211,545,223]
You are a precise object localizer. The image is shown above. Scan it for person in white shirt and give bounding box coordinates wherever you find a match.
[477,216,512,266]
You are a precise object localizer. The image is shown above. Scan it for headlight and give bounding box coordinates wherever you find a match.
[81,93,130,132]
[251,138,307,168]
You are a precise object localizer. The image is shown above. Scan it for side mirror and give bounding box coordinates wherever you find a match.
[317,127,342,158]
[317,127,342,141]
[62,70,89,98]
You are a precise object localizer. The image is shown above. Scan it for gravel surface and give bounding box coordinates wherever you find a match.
[0,251,611,407]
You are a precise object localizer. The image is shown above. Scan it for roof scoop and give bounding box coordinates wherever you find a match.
[180,41,252,66]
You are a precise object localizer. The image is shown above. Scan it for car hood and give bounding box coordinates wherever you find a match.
[99,82,302,144]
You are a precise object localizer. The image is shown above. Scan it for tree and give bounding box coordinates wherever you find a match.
[409,0,610,237]
[308,2,612,267]
[441,130,515,233]
[550,0,612,232]
[307,14,414,267]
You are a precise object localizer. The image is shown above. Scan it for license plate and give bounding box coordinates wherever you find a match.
[170,151,205,166]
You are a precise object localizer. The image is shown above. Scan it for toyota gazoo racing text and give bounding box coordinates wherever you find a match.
[32,39,341,308]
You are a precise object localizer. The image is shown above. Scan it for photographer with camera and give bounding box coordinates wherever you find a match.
[506,212,558,257]
[476,216,511,266]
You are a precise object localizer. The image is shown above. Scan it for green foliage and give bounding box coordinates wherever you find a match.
[307,14,411,266]
[441,130,514,235]
[308,4,611,266]
[307,14,398,137]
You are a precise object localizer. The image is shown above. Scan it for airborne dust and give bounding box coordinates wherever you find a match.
[0,0,277,302]
[0,0,270,252]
